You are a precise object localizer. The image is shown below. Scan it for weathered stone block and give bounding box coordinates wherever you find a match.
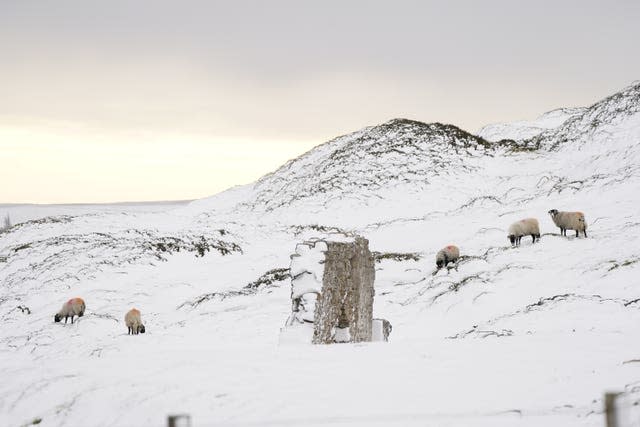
[282,235,385,344]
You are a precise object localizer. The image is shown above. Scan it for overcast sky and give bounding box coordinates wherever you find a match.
[1,0,639,203]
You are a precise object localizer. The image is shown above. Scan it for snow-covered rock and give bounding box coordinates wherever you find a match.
[282,235,378,345]
[281,239,328,344]
[289,240,328,300]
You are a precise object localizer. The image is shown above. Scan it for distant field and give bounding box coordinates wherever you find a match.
[0,200,192,225]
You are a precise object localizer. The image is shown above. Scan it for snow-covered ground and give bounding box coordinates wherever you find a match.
[1,82,640,427]
[0,200,191,227]
[477,107,586,142]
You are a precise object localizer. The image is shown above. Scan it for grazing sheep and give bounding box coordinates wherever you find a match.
[436,245,460,269]
[125,308,146,335]
[548,209,587,237]
[508,218,541,246]
[54,298,86,324]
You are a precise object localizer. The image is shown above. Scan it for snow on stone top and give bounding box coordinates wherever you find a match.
[290,240,327,299]
[289,235,357,296]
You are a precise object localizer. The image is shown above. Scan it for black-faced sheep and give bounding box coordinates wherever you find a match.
[54,298,86,324]
[508,218,540,246]
[548,209,587,237]
[436,245,460,269]
[125,308,146,335]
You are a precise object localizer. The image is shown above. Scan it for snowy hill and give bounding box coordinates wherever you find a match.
[478,107,586,142]
[2,82,640,427]
[247,119,501,211]
[529,81,640,150]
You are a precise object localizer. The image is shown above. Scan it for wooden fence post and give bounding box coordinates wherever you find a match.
[167,414,191,427]
[604,392,620,427]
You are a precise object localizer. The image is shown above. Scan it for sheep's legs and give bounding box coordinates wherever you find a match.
[64,316,68,324]
[584,230,587,238]
[70,315,74,324]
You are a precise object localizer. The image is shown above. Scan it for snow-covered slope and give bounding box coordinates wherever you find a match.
[2,82,640,427]
[478,107,586,142]
[530,81,640,150]
[0,201,191,227]
[247,120,498,211]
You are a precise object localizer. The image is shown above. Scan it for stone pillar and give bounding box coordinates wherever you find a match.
[312,237,375,344]
[281,235,387,345]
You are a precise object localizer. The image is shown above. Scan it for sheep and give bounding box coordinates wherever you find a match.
[508,218,540,246]
[54,298,86,324]
[125,308,146,335]
[548,209,587,237]
[436,245,460,269]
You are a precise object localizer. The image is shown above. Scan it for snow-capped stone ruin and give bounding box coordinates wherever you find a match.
[281,235,388,344]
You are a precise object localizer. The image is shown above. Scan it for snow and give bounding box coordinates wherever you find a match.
[290,240,328,298]
[477,108,586,142]
[0,200,190,226]
[282,239,329,344]
[371,319,386,342]
[2,82,640,426]
[333,326,351,343]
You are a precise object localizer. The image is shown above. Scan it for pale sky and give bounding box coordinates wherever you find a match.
[1,0,639,203]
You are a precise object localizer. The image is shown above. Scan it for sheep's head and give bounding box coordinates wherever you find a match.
[508,234,516,245]
[138,324,146,334]
[548,209,558,217]
[54,314,62,323]
[436,259,444,269]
